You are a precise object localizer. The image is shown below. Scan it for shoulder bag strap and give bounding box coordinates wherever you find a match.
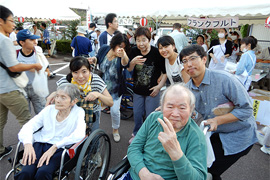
[75,37,81,55]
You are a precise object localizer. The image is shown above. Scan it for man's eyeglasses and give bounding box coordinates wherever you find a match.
[182,56,200,64]
[7,19,14,23]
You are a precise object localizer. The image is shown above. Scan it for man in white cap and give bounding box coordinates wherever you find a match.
[70,26,92,57]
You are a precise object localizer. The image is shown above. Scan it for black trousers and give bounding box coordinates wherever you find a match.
[208,133,253,180]
[14,142,68,180]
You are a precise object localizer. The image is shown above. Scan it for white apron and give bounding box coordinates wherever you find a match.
[235,52,256,90]
[208,40,229,71]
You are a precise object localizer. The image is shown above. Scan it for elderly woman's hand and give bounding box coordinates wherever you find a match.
[45,92,56,106]
[22,143,36,166]
[131,55,146,66]
[149,85,161,97]
[37,144,57,168]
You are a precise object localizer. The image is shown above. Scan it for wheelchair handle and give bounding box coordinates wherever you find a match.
[203,124,211,135]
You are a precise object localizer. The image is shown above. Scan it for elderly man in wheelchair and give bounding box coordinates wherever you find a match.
[110,83,208,180]
[13,84,86,180]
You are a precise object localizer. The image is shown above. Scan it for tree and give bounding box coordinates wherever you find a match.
[66,20,80,40]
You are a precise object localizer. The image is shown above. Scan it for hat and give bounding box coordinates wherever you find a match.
[233,29,242,39]
[95,28,101,32]
[77,26,87,34]
[17,29,40,42]
[89,23,96,28]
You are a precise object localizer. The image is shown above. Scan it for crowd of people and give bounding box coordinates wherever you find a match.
[1,5,270,180]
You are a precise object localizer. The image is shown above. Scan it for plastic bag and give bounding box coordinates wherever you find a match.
[33,46,49,97]
[32,70,49,97]
[200,121,215,168]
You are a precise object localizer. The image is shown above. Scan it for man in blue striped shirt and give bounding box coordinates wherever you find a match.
[180,44,258,180]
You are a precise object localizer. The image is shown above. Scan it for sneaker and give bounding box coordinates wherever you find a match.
[256,130,265,146]
[49,73,56,79]
[113,133,120,142]
[260,145,270,155]
[0,146,13,161]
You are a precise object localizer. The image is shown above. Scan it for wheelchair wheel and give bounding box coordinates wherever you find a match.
[120,86,133,120]
[74,129,111,180]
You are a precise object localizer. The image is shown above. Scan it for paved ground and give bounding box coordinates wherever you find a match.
[1,54,269,180]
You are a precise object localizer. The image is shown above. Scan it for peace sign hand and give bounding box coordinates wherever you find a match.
[157,117,183,161]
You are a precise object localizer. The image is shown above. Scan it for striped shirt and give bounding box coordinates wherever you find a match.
[56,73,107,112]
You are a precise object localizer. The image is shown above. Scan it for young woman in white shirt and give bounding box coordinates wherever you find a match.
[157,35,190,85]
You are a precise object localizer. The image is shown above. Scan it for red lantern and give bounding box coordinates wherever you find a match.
[140,18,148,27]
[51,19,57,24]
[149,27,152,32]
[18,17,24,23]
[265,16,270,28]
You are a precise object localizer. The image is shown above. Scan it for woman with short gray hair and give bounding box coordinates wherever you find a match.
[15,83,86,180]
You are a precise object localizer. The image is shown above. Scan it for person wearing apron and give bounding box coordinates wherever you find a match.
[208,28,233,71]
[235,36,257,91]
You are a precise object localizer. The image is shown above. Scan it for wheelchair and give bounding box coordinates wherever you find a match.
[120,80,134,120]
[5,102,111,180]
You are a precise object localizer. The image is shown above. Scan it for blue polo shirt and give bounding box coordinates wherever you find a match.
[71,36,92,57]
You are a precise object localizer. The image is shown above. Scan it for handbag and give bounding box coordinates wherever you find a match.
[0,62,28,88]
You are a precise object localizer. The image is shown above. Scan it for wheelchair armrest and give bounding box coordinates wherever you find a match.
[67,135,88,159]
[109,156,130,174]
[65,144,75,149]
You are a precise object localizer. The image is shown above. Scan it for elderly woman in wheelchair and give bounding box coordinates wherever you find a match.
[14,84,86,180]
[111,84,208,180]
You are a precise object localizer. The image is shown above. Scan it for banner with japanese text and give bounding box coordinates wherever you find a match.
[187,17,239,29]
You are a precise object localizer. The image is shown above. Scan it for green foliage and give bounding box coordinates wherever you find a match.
[240,24,249,38]
[55,40,72,53]
[66,20,80,40]
[208,29,218,41]
[15,22,23,28]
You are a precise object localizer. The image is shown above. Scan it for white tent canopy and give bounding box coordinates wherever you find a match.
[0,0,81,21]
[80,0,270,25]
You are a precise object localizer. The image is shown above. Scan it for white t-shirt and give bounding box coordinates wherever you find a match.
[89,31,97,53]
[31,29,42,40]
[17,50,37,84]
[202,44,208,52]
[165,56,184,84]
[9,31,21,50]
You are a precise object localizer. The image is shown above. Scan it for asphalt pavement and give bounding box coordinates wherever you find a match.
[0,54,269,180]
